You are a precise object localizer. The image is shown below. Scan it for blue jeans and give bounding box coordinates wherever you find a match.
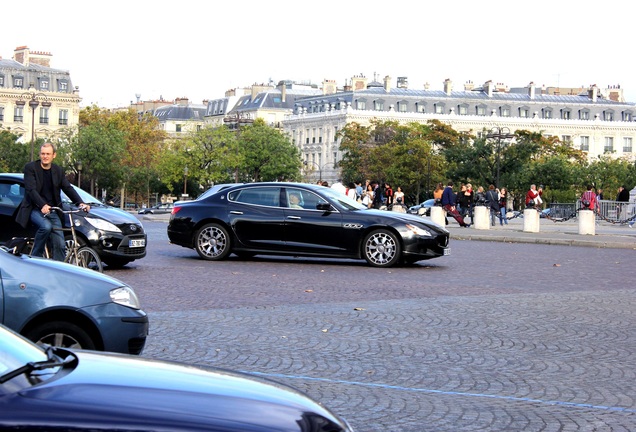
[500,207,508,225]
[30,209,66,261]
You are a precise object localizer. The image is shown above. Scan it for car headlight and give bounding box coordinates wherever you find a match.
[85,217,122,233]
[110,286,141,309]
[405,223,432,237]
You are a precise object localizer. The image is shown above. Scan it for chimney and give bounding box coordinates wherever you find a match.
[528,82,535,99]
[351,74,368,91]
[424,82,430,90]
[277,81,287,102]
[443,79,452,95]
[383,75,392,92]
[13,46,52,67]
[588,84,598,102]
[484,80,494,97]
[322,79,337,95]
[397,77,408,89]
[464,80,474,91]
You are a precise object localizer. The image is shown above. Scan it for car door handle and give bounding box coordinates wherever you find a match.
[230,211,243,215]
[287,216,301,220]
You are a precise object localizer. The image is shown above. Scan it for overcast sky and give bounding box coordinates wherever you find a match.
[3,0,633,108]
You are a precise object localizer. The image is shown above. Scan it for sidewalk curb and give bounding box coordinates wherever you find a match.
[450,232,636,249]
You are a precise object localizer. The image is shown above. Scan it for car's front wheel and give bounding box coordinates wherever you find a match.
[25,321,96,350]
[362,229,401,267]
[195,223,231,260]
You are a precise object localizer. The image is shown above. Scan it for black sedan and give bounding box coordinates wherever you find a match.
[138,202,174,215]
[168,182,450,267]
[0,325,353,431]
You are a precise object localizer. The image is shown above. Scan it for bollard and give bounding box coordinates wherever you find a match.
[430,206,446,226]
[473,206,490,230]
[578,209,596,235]
[523,209,540,232]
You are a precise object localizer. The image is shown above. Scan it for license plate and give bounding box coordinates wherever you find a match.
[129,239,146,248]
[443,248,451,256]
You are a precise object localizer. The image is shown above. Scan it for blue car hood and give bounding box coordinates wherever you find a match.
[11,350,349,431]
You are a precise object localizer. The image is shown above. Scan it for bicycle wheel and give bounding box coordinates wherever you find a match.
[67,246,103,273]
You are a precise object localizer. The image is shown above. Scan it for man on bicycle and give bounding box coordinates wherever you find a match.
[16,142,90,261]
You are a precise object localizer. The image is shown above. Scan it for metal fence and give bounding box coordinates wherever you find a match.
[545,200,635,223]
[597,199,636,223]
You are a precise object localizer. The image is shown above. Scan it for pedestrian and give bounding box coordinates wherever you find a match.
[486,184,500,226]
[475,186,487,206]
[441,181,470,227]
[616,185,630,219]
[580,185,597,212]
[362,183,374,208]
[355,181,363,201]
[464,183,474,223]
[498,187,509,225]
[330,179,346,195]
[525,184,543,209]
[372,181,384,209]
[384,183,394,207]
[457,184,469,218]
[394,186,405,205]
[15,142,90,261]
[346,182,357,201]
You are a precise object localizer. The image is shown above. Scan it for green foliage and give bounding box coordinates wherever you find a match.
[0,130,28,172]
[238,118,302,182]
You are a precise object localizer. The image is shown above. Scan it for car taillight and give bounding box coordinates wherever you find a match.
[171,207,181,215]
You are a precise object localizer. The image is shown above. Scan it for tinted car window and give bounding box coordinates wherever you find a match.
[228,187,281,207]
[0,180,24,210]
[285,188,326,210]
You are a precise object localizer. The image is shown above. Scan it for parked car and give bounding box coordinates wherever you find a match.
[0,246,148,354]
[168,182,450,267]
[407,198,436,216]
[0,173,147,268]
[0,325,353,431]
[138,202,174,214]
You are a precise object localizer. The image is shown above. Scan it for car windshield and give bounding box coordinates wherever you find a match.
[61,186,102,206]
[0,326,47,377]
[319,187,368,211]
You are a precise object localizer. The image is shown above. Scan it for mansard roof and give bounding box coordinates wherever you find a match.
[153,104,207,121]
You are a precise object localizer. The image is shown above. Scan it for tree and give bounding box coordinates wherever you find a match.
[0,130,28,172]
[238,119,302,182]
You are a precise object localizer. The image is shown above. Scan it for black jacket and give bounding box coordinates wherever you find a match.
[15,161,83,228]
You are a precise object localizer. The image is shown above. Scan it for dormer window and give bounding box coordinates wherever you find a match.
[57,79,68,92]
[0,74,4,87]
[38,77,49,91]
[13,76,24,88]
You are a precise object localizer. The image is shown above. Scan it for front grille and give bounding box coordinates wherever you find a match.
[128,337,146,355]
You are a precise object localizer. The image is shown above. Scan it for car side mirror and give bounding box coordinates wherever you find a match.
[316,203,331,211]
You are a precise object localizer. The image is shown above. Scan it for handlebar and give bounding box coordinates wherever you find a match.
[47,206,88,215]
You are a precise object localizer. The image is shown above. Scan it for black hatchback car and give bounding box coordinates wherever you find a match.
[168,182,450,267]
[0,173,147,268]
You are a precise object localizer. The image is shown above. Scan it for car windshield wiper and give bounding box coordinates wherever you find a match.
[0,346,72,384]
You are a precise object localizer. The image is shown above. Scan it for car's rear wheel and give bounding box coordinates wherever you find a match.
[25,321,96,350]
[195,223,231,260]
[362,229,401,267]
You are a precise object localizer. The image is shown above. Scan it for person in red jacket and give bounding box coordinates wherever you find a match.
[525,184,543,209]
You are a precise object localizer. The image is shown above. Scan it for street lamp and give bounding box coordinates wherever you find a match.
[303,160,336,183]
[183,166,188,196]
[485,127,515,188]
[223,112,254,182]
[16,85,51,161]
[76,161,82,187]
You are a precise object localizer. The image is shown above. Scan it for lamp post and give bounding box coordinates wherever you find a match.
[16,85,51,162]
[223,112,254,182]
[303,160,336,183]
[183,166,188,196]
[76,161,82,187]
[485,127,515,188]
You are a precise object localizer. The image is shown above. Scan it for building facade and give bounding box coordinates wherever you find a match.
[0,46,81,155]
[283,75,636,183]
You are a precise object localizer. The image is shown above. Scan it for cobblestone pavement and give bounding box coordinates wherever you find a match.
[117,218,635,432]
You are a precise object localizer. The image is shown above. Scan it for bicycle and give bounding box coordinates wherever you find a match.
[6,207,103,272]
